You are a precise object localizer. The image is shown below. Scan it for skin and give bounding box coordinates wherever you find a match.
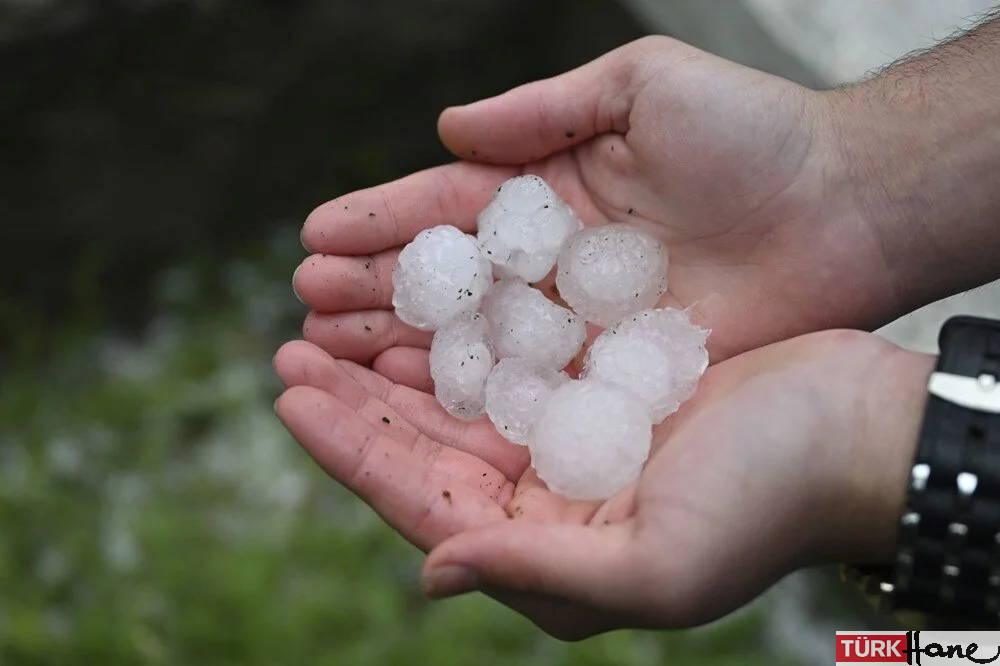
[295,37,896,366]
[279,16,1000,639]
[275,332,930,639]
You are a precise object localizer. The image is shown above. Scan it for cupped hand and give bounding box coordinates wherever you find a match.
[295,35,897,378]
[274,330,932,639]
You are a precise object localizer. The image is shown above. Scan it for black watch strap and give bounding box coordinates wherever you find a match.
[884,315,1000,627]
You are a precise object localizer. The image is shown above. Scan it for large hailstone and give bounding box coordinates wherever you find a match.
[477,175,583,283]
[429,312,495,420]
[484,357,569,445]
[583,308,709,423]
[481,279,587,371]
[556,224,668,327]
[529,379,652,501]
[391,225,493,331]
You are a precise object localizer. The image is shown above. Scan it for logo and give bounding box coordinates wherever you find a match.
[836,632,1000,665]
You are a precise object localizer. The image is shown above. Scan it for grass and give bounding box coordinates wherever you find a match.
[0,230,799,665]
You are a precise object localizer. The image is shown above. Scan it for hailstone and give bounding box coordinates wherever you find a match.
[556,224,668,327]
[389,181,709,501]
[481,278,586,371]
[391,225,493,331]
[583,308,709,423]
[478,175,583,283]
[428,311,495,420]
[529,379,652,501]
[485,357,569,445]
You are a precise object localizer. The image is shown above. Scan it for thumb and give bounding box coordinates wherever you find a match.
[437,36,673,164]
[421,521,650,612]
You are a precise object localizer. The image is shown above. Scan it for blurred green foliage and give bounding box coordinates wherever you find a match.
[0,232,795,665]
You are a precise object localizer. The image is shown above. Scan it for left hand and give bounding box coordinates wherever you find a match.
[293,36,901,377]
[274,329,931,640]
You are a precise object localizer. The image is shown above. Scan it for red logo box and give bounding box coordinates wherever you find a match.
[837,634,908,662]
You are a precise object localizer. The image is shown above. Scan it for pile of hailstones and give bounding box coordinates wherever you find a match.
[391,176,709,501]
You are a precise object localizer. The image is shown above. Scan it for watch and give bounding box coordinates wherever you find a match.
[848,315,1000,628]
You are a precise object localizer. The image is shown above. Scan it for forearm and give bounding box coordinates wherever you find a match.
[824,11,1000,318]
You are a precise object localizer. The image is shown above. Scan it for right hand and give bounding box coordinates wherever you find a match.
[295,35,900,382]
[274,329,932,639]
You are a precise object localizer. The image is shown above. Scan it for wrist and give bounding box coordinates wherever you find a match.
[823,342,935,565]
[818,60,1000,319]
[835,316,1000,625]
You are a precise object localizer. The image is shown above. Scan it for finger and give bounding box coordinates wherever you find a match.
[339,360,531,482]
[276,386,510,551]
[589,481,640,526]
[438,37,667,164]
[293,249,399,313]
[303,310,432,364]
[274,341,514,501]
[504,467,602,524]
[275,383,614,637]
[372,346,433,393]
[303,162,519,255]
[422,521,653,615]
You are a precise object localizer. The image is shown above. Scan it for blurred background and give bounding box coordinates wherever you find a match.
[1,1,997,664]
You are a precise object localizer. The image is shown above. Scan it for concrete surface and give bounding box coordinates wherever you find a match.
[746,0,998,84]
[620,0,823,86]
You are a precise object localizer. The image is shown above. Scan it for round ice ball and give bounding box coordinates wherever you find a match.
[496,174,558,214]
[485,358,569,445]
[480,278,587,371]
[477,175,583,283]
[529,379,652,501]
[391,225,493,331]
[556,224,668,328]
[583,308,709,423]
[429,311,495,420]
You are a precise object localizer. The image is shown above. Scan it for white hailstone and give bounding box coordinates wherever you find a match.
[481,279,587,371]
[556,224,669,328]
[391,225,493,331]
[583,308,709,423]
[429,312,495,420]
[484,358,569,445]
[529,379,652,501]
[477,175,583,283]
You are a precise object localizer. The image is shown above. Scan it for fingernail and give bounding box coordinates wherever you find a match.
[422,564,479,598]
[299,227,311,253]
[292,264,304,305]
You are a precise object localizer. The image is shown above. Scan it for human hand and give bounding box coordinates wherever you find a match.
[294,36,901,371]
[274,330,932,639]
